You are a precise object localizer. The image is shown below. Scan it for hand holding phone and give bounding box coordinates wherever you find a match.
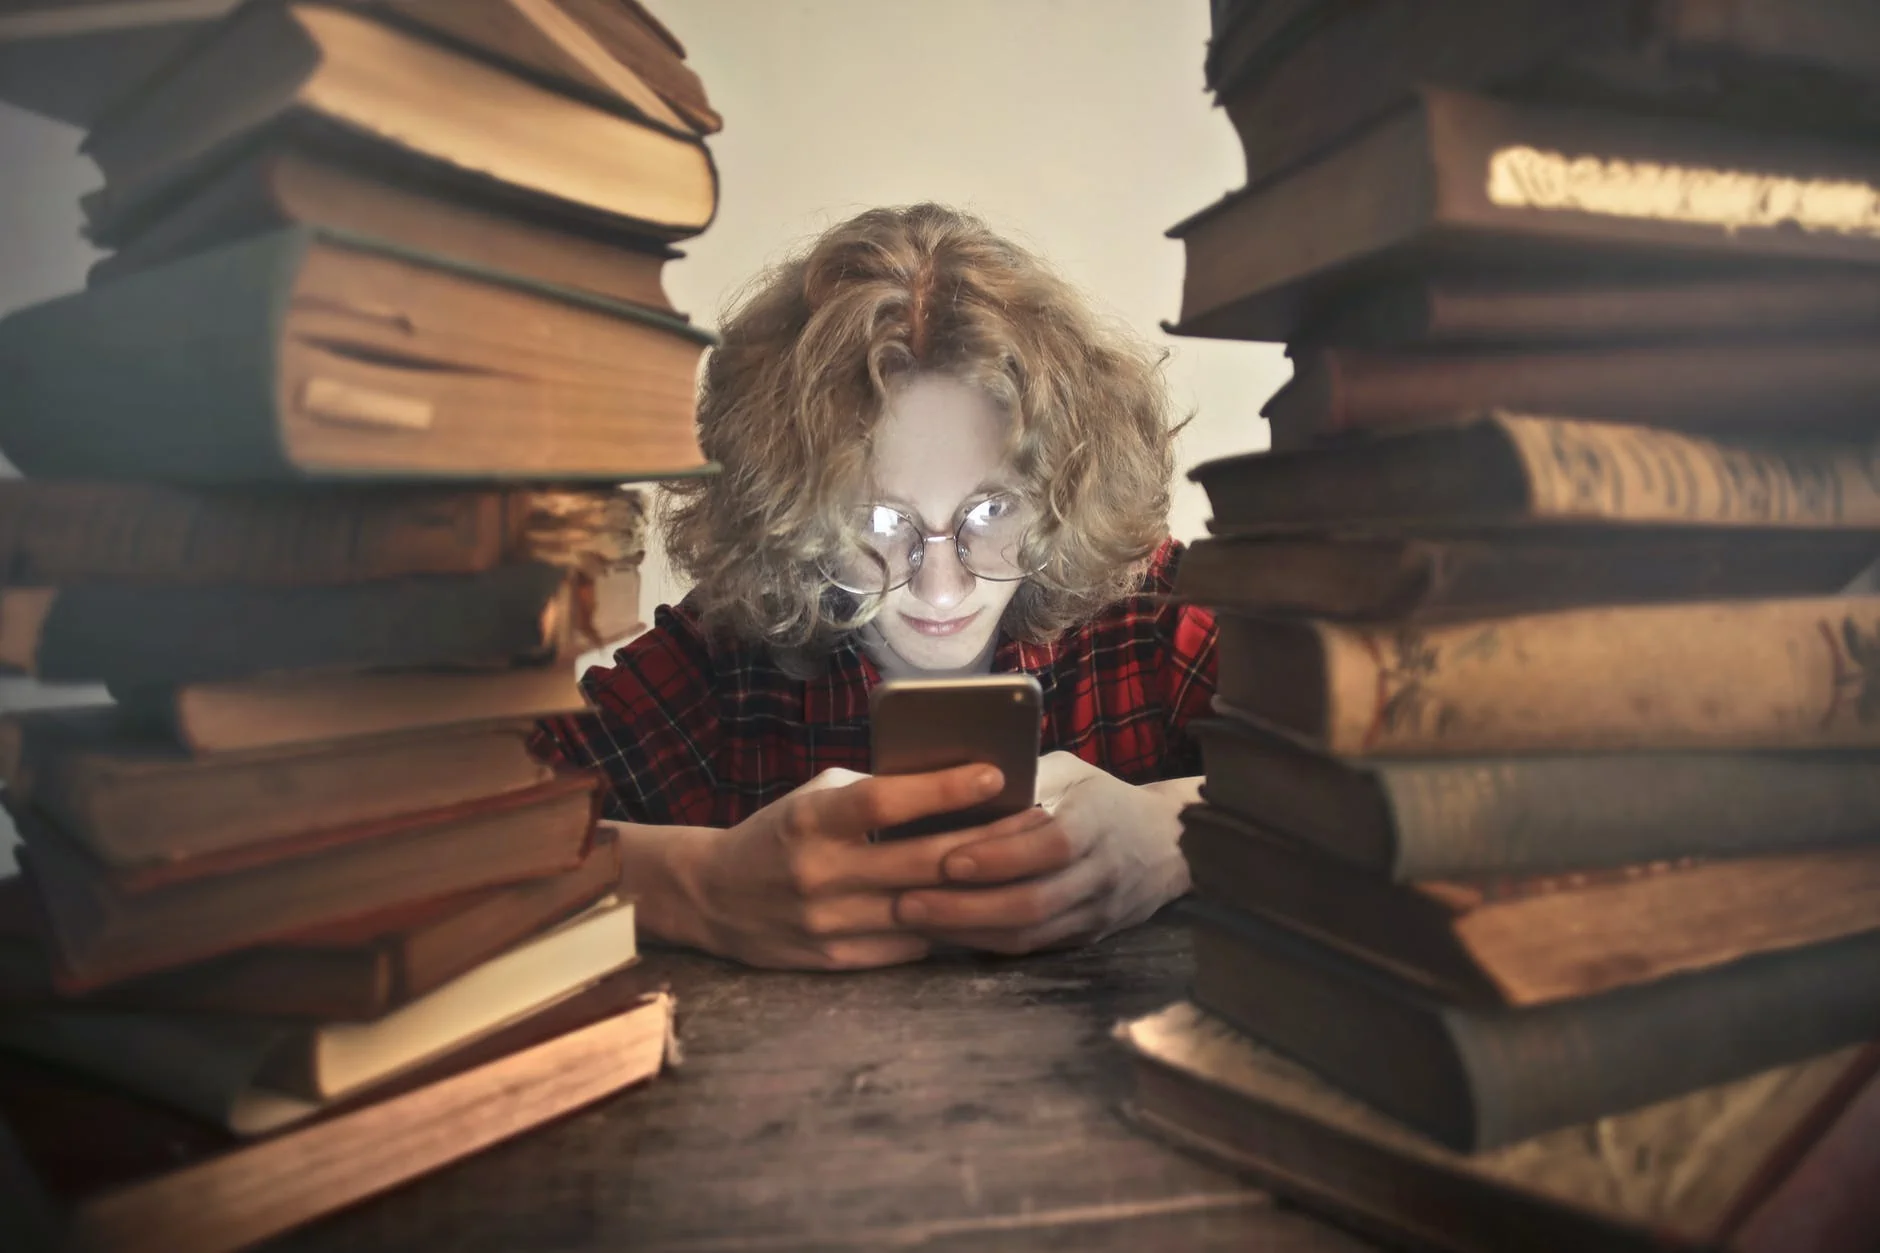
[869,675,1042,840]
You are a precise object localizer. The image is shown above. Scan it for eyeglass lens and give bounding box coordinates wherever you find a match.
[824,495,1034,595]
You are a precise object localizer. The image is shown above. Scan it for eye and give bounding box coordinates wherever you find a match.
[966,494,1018,525]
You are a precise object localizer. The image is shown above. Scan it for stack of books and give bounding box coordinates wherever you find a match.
[1122,3,1880,1250]
[0,2,719,1248]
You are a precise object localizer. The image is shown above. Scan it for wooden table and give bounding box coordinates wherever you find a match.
[272,918,1376,1252]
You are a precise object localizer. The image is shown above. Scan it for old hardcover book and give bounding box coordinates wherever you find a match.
[0,229,712,483]
[1215,596,1880,756]
[0,480,645,587]
[0,898,637,1134]
[1170,87,1880,342]
[1175,531,1880,622]
[329,0,713,135]
[86,137,677,308]
[0,709,554,868]
[0,0,234,127]
[1182,805,1880,1007]
[1188,904,1880,1151]
[1192,715,1880,879]
[1208,0,1880,191]
[1301,270,1880,349]
[1119,1001,1880,1253]
[0,831,621,1018]
[1264,340,1880,448]
[1190,413,1880,536]
[80,2,717,237]
[0,977,672,1253]
[111,666,588,754]
[16,773,600,989]
[0,563,580,686]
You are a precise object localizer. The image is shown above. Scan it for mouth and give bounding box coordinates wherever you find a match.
[900,609,981,638]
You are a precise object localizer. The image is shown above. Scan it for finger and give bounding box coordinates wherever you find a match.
[919,901,1107,957]
[938,815,1089,885]
[802,763,1005,843]
[895,854,1105,932]
[794,890,902,939]
[766,931,932,971]
[812,806,1057,893]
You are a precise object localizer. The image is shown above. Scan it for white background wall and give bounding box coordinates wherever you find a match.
[0,0,1292,863]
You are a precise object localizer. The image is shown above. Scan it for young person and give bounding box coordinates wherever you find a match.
[535,203,1218,970]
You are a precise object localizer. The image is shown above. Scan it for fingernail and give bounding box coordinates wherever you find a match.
[946,855,978,881]
[976,767,1002,792]
[899,896,929,923]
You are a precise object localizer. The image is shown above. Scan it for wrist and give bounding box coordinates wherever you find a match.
[607,820,722,952]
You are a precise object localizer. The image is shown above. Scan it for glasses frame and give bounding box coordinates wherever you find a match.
[821,493,1043,597]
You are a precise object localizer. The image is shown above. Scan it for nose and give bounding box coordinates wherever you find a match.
[907,534,974,613]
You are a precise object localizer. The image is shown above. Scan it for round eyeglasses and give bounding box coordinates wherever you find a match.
[821,493,1043,596]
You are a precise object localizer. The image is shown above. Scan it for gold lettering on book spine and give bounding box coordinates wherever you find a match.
[1485,145,1880,238]
[1497,416,1880,526]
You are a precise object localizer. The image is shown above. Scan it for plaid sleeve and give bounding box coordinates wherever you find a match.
[1149,542,1218,778]
[530,603,725,827]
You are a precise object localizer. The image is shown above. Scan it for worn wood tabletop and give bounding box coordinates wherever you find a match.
[270,917,1377,1252]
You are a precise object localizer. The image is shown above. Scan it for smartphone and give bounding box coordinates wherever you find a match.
[868,675,1042,841]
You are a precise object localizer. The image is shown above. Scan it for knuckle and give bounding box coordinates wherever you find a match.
[783,845,829,896]
[798,899,843,938]
[779,795,818,842]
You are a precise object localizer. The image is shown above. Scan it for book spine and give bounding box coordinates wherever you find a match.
[30,561,569,685]
[0,485,513,585]
[1316,595,1880,754]
[1497,415,1880,526]
[1383,751,1880,877]
[0,232,306,481]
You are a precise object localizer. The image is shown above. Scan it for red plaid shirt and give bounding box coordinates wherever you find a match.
[533,538,1217,827]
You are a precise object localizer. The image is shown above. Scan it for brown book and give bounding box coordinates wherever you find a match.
[1169,87,1880,343]
[0,898,639,1131]
[0,709,555,869]
[0,229,712,484]
[0,975,672,1253]
[1215,595,1880,756]
[1264,340,1880,448]
[332,0,717,136]
[0,480,645,588]
[1182,805,1880,1007]
[0,831,621,1018]
[1208,0,1880,191]
[80,3,717,238]
[1119,1000,1880,1253]
[110,666,588,755]
[1193,715,1880,880]
[0,564,582,686]
[1189,413,1880,536]
[1187,903,1880,1151]
[0,0,720,136]
[1301,270,1880,350]
[84,135,677,306]
[15,773,600,989]
[1176,531,1880,621]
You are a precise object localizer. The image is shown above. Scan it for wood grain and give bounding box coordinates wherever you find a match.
[264,921,1374,1253]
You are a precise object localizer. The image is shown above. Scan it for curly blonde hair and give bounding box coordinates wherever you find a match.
[662,203,1178,655]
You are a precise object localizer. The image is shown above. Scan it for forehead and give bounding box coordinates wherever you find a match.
[870,375,1013,510]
